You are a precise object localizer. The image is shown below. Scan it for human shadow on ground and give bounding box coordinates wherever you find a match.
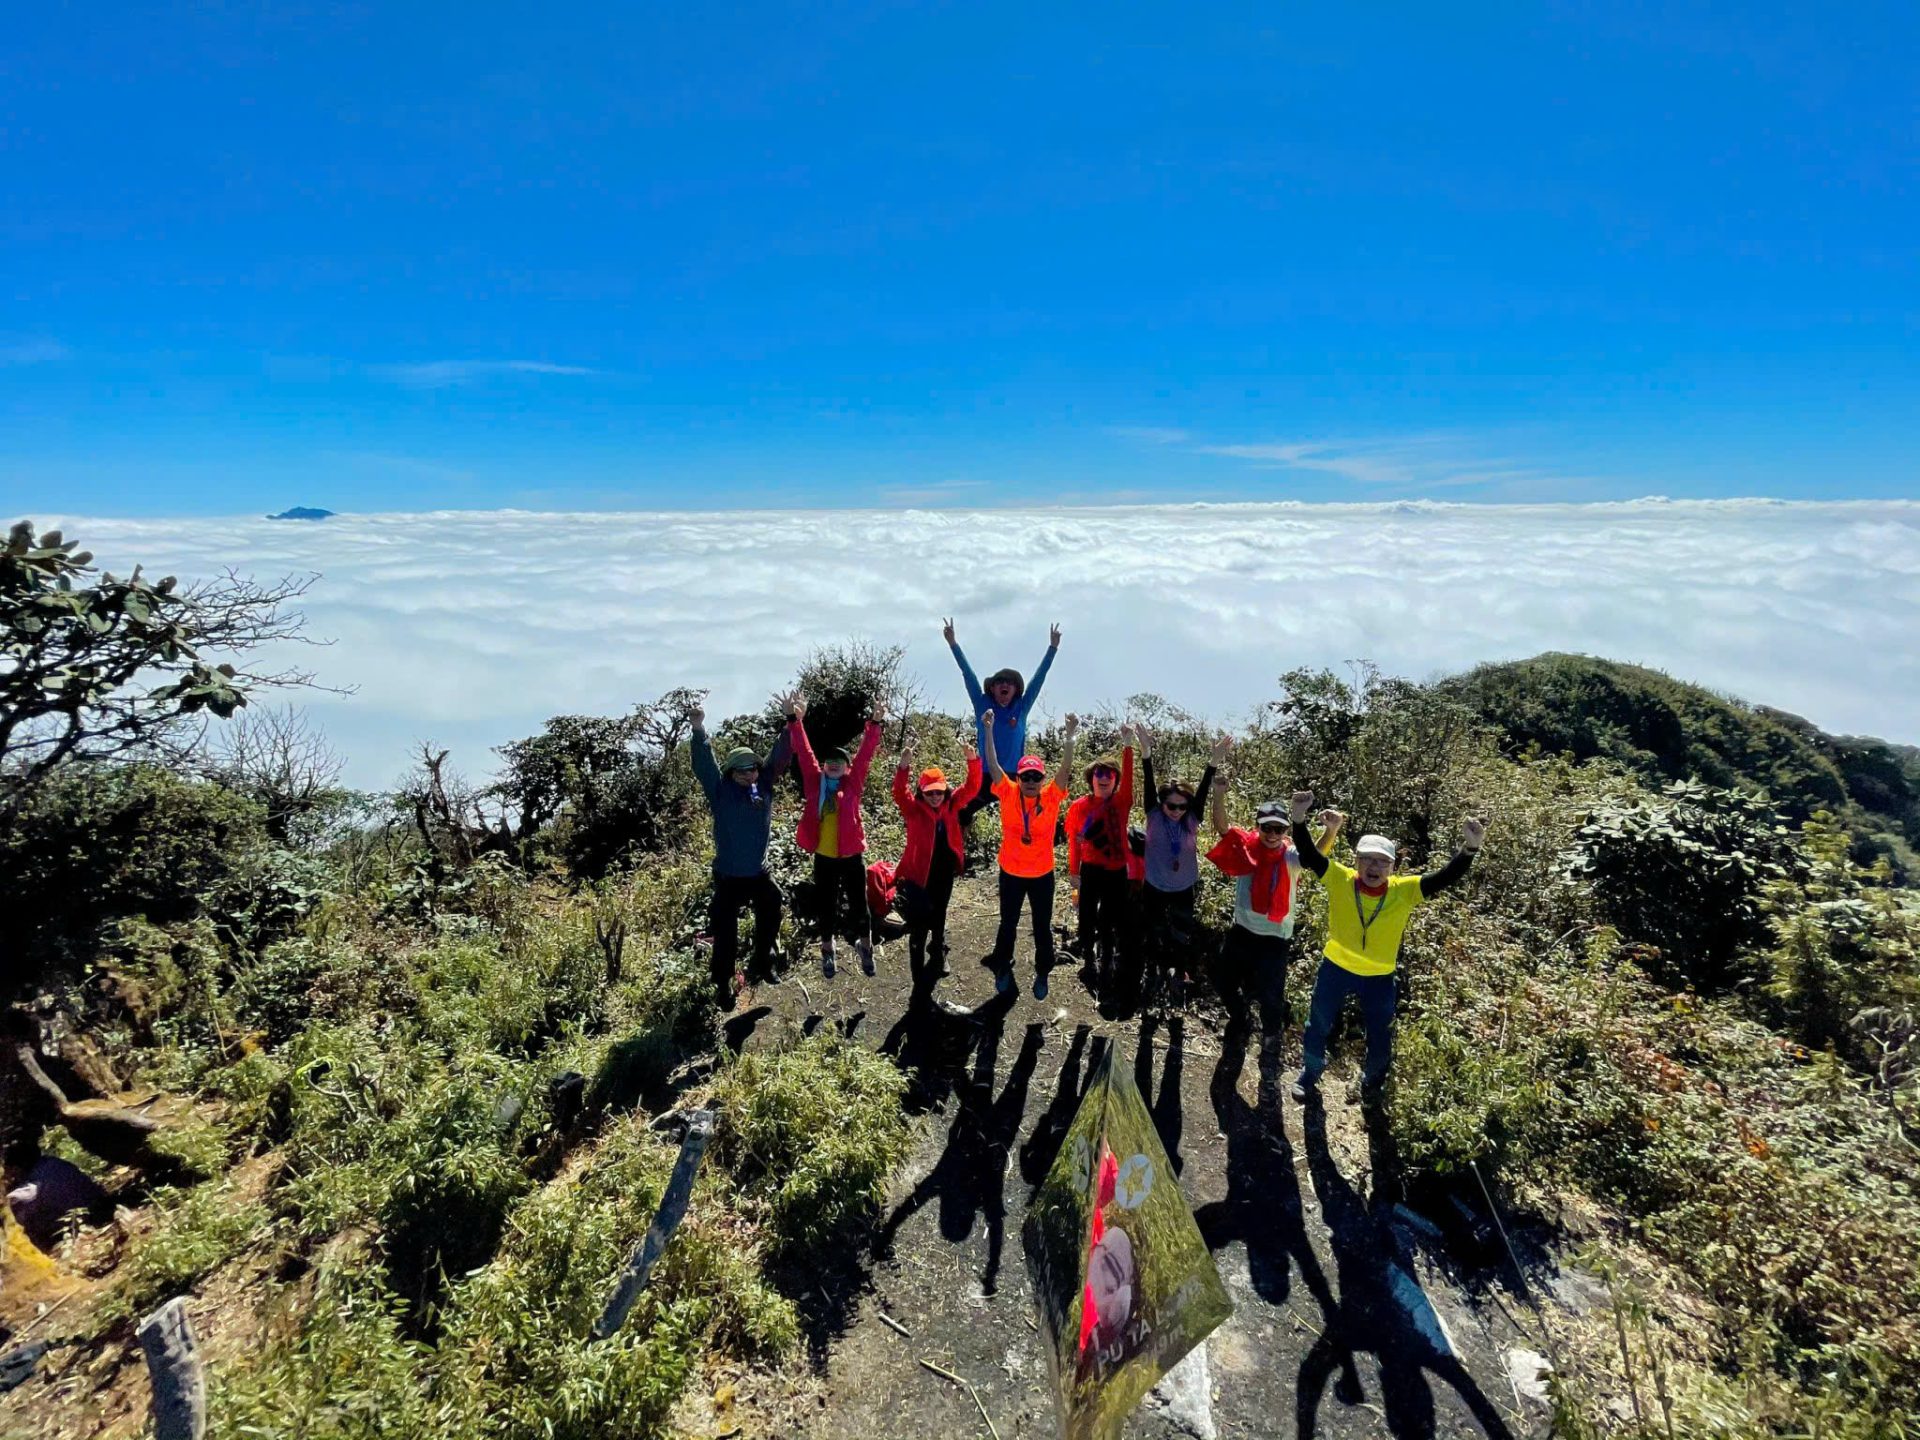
[880,987,1015,1114]
[1134,1011,1186,1177]
[1019,1023,1100,1196]
[1294,1099,1517,1440]
[876,1007,1043,1297]
[1192,1032,1345,1349]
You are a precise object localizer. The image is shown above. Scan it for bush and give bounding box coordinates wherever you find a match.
[0,762,267,978]
[712,1031,914,1263]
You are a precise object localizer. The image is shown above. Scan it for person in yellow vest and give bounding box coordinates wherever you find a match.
[1286,789,1487,1108]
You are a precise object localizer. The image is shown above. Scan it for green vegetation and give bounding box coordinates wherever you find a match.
[3,532,1915,1439]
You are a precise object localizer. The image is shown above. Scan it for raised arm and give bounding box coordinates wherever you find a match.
[1054,712,1080,793]
[848,700,885,789]
[892,733,915,814]
[689,704,720,802]
[1024,623,1061,708]
[1419,816,1486,898]
[953,743,984,807]
[1289,791,1332,878]
[1139,727,1157,818]
[788,695,819,780]
[761,690,798,780]
[1117,734,1136,813]
[944,617,985,709]
[1208,735,1233,836]
[981,706,1007,786]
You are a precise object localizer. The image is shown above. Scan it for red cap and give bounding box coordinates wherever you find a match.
[1015,755,1046,776]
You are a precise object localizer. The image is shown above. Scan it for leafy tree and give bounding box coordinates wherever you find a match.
[1,521,319,820]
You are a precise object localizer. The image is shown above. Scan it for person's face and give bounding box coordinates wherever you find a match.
[1161,794,1190,820]
[822,759,849,780]
[1257,822,1289,850]
[990,680,1018,707]
[1090,768,1116,798]
[727,764,760,788]
[1019,770,1046,794]
[922,787,949,809]
[1356,852,1393,886]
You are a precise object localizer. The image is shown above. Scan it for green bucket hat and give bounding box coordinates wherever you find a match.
[820,745,851,766]
[722,746,761,773]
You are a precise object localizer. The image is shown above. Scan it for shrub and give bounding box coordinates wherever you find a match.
[712,1031,914,1263]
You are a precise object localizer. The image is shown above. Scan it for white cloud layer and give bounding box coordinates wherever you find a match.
[41,502,1920,789]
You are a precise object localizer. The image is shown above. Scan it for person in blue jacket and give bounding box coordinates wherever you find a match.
[690,691,796,1011]
[943,617,1061,822]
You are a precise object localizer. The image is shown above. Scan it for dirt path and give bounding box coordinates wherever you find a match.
[730,869,1556,1440]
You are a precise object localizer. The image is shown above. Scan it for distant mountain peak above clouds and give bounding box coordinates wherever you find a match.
[267,507,335,521]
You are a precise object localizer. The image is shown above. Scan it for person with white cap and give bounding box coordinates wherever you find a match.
[1286,790,1488,1107]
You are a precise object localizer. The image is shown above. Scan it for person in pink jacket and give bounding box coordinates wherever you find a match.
[789,694,885,978]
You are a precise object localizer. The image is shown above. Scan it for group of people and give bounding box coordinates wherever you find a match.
[689,621,1489,1103]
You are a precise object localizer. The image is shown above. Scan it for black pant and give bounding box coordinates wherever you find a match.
[993,869,1056,974]
[711,870,782,993]
[1214,925,1291,1036]
[811,854,871,946]
[1077,864,1128,970]
[900,838,958,984]
[1141,884,1197,978]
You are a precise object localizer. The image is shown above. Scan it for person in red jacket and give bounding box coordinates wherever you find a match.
[891,727,983,993]
[789,694,885,979]
[1066,724,1137,996]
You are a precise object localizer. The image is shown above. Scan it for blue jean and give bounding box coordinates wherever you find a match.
[1301,960,1398,1088]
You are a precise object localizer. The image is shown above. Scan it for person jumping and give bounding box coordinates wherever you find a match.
[891,726,984,993]
[981,707,1079,999]
[788,694,885,978]
[1066,723,1136,997]
[1136,727,1228,1009]
[944,617,1060,823]
[1286,790,1487,1108]
[690,693,796,1011]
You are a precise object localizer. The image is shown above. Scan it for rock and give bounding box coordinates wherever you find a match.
[1506,1347,1553,1403]
[8,1157,109,1247]
[1148,1342,1217,1440]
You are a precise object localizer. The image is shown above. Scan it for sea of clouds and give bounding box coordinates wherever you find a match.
[44,501,1920,789]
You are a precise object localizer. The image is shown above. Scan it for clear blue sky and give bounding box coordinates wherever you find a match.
[5,3,1915,514]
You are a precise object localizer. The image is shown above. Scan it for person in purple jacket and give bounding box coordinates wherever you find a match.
[1135,727,1231,1009]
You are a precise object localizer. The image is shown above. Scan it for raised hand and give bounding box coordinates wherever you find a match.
[942,617,957,645]
[960,726,978,755]
[1119,721,1137,748]
[791,694,808,721]
[1463,815,1488,851]
[1135,724,1153,758]
[982,707,996,726]
[1210,733,1234,765]
[1064,712,1081,735]
[1049,622,1063,649]
[1290,789,1315,824]
[868,694,887,724]
[1317,807,1345,834]
[690,704,706,730]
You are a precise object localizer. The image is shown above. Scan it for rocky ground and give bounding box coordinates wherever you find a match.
[715,870,1568,1440]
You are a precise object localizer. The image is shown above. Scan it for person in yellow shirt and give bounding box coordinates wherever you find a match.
[1286,789,1488,1107]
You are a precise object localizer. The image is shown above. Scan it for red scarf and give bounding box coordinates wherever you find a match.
[1206,829,1293,923]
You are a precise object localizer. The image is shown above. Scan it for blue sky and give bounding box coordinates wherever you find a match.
[5,2,1916,514]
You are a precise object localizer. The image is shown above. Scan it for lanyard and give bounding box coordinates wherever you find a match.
[1353,880,1389,949]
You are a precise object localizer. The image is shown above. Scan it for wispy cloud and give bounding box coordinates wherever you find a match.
[0,339,69,366]
[41,502,1920,787]
[367,359,598,388]
[1106,426,1191,446]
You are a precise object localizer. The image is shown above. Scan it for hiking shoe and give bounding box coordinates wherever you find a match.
[995,968,1014,996]
[1290,1071,1319,1103]
[822,943,837,979]
[1033,971,1049,1001]
[858,940,875,976]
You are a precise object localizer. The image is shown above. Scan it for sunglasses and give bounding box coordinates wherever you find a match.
[1090,768,1117,780]
[1162,799,1190,812]
[1257,822,1288,834]
[1018,771,1046,782]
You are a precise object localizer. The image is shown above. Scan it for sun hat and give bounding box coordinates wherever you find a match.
[722,746,761,773]
[1353,834,1397,861]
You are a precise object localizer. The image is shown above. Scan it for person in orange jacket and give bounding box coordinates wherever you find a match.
[981,707,1079,999]
[789,693,885,978]
[1066,723,1136,995]
[891,727,983,992]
